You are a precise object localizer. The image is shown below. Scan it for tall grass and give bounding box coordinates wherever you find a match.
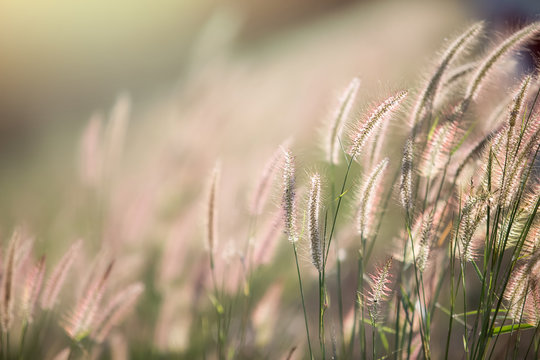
[1,21,540,359]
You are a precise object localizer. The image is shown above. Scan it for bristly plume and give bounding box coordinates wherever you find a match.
[454,123,505,180]
[281,148,298,243]
[465,22,540,100]
[356,158,389,238]
[349,90,408,161]
[504,239,540,323]
[206,162,220,260]
[440,61,479,90]
[92,282,144,343]
[1,230,19,333]
[41,240,82,310]
[327,77,361,164]
[411,22,484,127]
[368,257,393,308]
[458,191,489,262]
[21,255,46,323]
[420,121,458,178]
[508,75,532,128]
[416,213,434,273]
[63,260,114,341]
[400,138,414,213]
[308,174,323,272]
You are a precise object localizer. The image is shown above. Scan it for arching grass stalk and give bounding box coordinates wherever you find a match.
[323,149,355,356]
[328,161,345,355]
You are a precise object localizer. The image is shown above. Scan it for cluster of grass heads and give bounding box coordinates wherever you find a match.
[2,21,540,359]
[198,21,540,359]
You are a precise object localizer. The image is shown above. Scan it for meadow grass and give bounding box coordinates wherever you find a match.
[1,21,540,360]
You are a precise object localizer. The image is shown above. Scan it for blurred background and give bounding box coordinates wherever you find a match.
[0,0,471,228]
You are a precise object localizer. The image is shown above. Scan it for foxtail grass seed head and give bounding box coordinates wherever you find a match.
[349,90,407,161]
[41,240,82,310]
[206,163,220,256]
[400,138,414,213]
[458,193,488,262]
[368,257,393,308]
[92,282,144,343]
[1,230,19,333]
[327,77,360,164]
[508,75,532,128]
[63,260,114,341]
[357,158,389,237]
[417,213,434,273]
[281,148,298,243]
[466,22,540,100]
[308,174,322,271]
[21,255,46,323]
[420,121,458,178]
[411,22,483,126]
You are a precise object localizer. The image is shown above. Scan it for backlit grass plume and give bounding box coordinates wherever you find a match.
[356,158,389,238]
[349,90,407,161]
[400,138,414,213]
[411,22,483,128]
[327,77,360,164]
[41,240,82,310]
[1,230,18,333]
[308,173,323,272]
[281,148,298,243]
[465,22,540,100]
[206,162,220,263]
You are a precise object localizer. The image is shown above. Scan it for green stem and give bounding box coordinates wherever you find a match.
[18,321,28,360]
[293,242,313,360]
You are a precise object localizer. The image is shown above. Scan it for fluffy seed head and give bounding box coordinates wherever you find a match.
[400,138,414,213]
[349,90,407,161]
[411,22,484,126]
[416,213,434,273]
[308,174,323,271]
[420,121,458,178]
[63,260,114,341]
[458,192,488,262]
[206,163,220,255]
[21,255,46,323]
[92,282,144,343]
[466,22,540,100]
[281,148,298,243]
[1,230,18,333]
[356,158,389,237]
[41,240,82,310]
[368,257,393,307]
[508,75,532,128]
[327,77,361,164]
